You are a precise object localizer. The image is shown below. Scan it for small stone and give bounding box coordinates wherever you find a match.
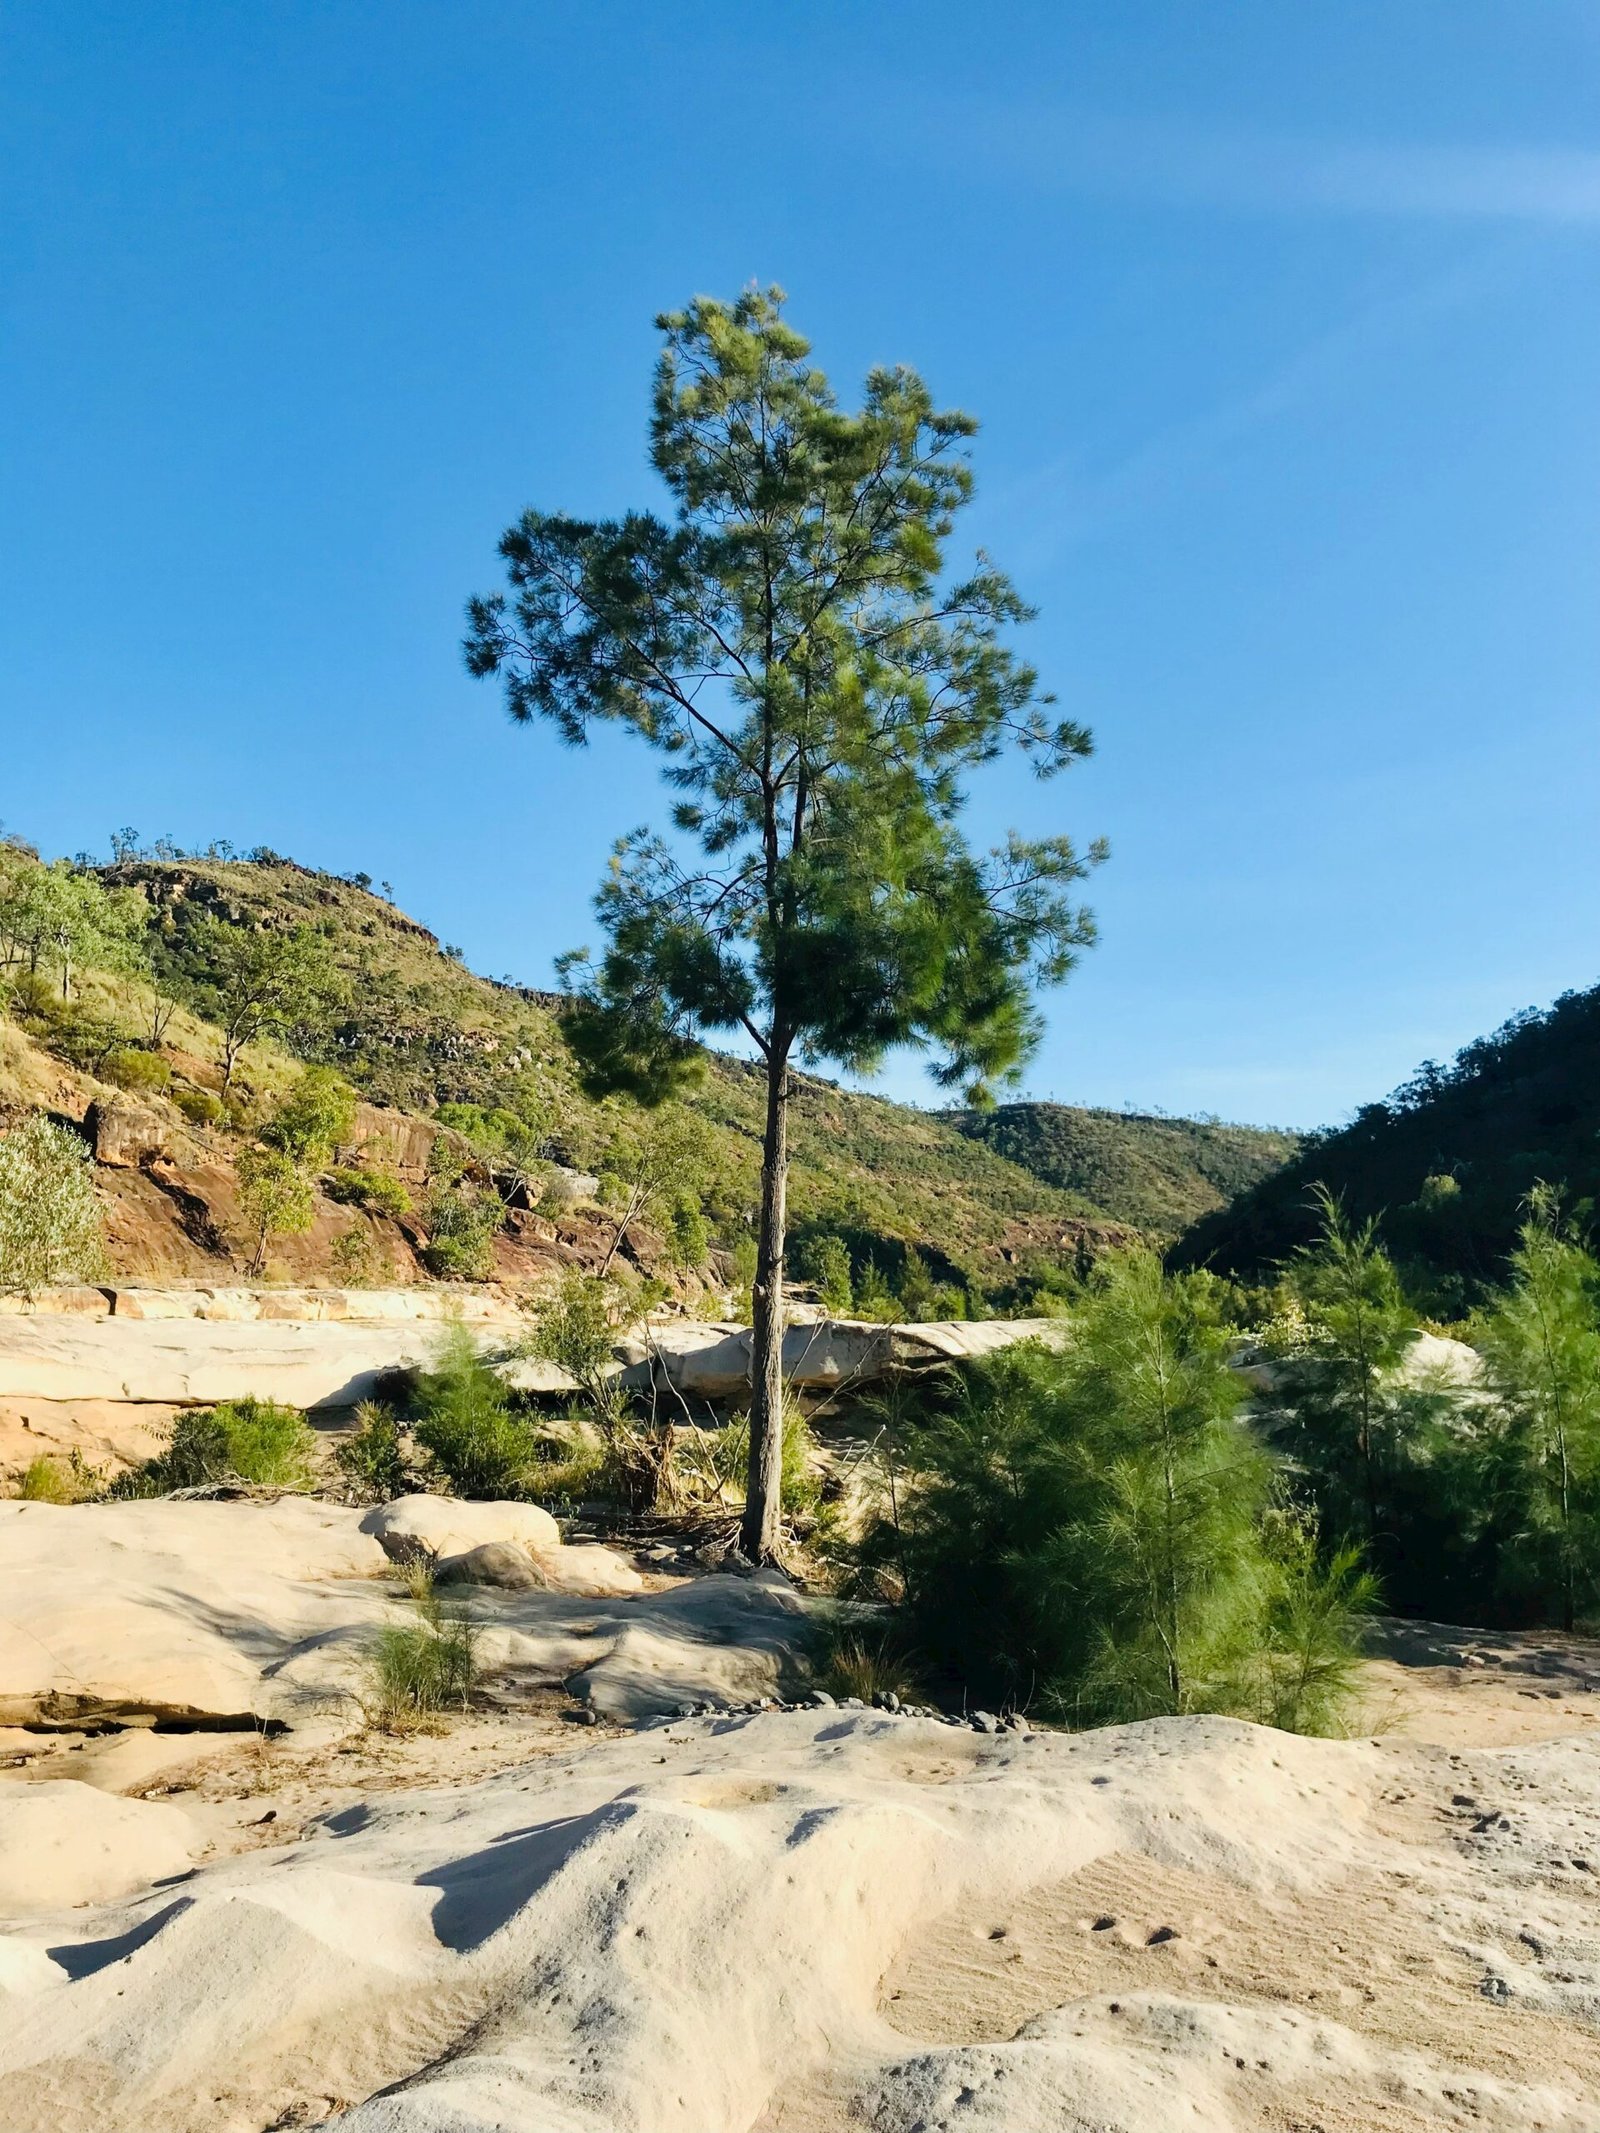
[1003,1712,1030,1733]
[809,1689,836,1708]
[884,1692,901,1714]
[1480,1974,1512,2000]
[577,1707,600,1726]
[842,1696,865,1710]
[1146,1925,1179,1947]
[971,1710,999,1734]
[674,1703,696,1719]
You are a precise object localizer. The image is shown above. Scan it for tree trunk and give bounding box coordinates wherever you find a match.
[741,1043,790,1562]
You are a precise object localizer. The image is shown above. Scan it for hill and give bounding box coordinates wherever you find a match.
[947,1101,1299,1235]
[2,841,1314,1297]
[1172,981,1600,1304]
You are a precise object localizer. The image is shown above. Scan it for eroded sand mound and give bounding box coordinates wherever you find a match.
[2,1708,1600,2132]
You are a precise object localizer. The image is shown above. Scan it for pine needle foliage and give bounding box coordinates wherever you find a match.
[466,287,1103,1560]
[859,1250,1371,1733]
[411,1324,534,1498]
[1477,1186,1600,1631]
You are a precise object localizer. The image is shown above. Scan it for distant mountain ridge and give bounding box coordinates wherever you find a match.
[1171,980,1600,1302]
[946,1101,1300,1237]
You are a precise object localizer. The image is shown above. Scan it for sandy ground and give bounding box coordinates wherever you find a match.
[5,1487,1600,2133]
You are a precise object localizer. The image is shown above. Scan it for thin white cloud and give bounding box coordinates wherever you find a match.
[987,245,1515,557]
[962,107,1600,223]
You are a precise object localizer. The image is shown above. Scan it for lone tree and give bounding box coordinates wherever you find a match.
[466,287,1103,1559]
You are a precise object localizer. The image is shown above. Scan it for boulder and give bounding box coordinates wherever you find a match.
[84,1097,170,1169]
[360,1493,561,1564]
[435,1541,547,1592]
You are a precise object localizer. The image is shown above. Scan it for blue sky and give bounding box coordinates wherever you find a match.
[3,3,1597,1128]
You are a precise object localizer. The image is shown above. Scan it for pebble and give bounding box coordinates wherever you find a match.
[809,1690,836,1708]
[971,1711,1000,1734]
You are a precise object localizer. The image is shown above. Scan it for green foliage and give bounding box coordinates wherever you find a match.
[953,1101,1299,1237]
[467,287,1104,1559]
[1477,1188,1600,1631]
[102,1046,171,1094]
[124,1398,319,1493]
[0,1113,107,1287]
[261,1066,356,1168]
[16,1450,104,1503]
[707,1402,824,1526]
[854,1258,897,1322]
[435,1100,550,1187]
[1175,981,1600,1295]
[179,916,336,1092]
[364,1567,477,1732]
[0,845,147,999]
[329,1219,393,1286]
[1254,1514,1379,1736]
[235,1143,315,1275]
[529,1269,624,1412]
[173,1086,225,1128]
[816,1619,922,1705]
[665,1194,710,1272]
[326,1163,412,1216]
[412,1325,534,1497]
[857,1253,1368,1732]
[1281,1190,1419,1544]
[796,1231,854,1315]
[334,1401,415,1502]
[419,1178,502,1280]
[591,1105,712,1273]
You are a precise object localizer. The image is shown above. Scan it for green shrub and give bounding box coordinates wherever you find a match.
[16,1450,103,1503]
[5,970,60,1026]
[102,1047,171,1095]
[124,1398,319,1494]
[235,1144,316,1275]
[796,1232,853,1315]
[260,1066,357,1168]
[335,1401,414,1501]
[173,1086,225,1128]
[412,1325,534,1497]
[326,1165,412,1217]
[364,1568,477,1732]
[0,1113,107,1288]
[420,1183,502,1281]
[528,1269,624,1412]
[854,1251,1371,1733]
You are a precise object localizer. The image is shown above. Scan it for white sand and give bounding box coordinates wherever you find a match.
[5,1496,1600,2131]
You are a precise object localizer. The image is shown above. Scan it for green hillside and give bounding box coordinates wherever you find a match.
[947,1101,1299,1235]
[105,852,1120,1278]
[1172,981,1600,1304]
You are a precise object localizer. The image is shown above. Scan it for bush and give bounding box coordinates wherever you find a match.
[0,1113,107,1288]
[102,1046,171,1095]
[16,1450,103,1503]
[262,1066,357,1168]
[173,1086,225,1128]
[235,1144,316,1275]
[5,970,60,1027]
[853,1251,1371,1733]
[326,1164,412,1217]
[364,1567,477,1732]
[123,1398,319,1494]
[420,1183,502,1281]
[329,1220,394,1287]
[412,1325,535,1497]
[796,1231,853,1315]
[335,1401,414,1501]
[529,1269,624,1411]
